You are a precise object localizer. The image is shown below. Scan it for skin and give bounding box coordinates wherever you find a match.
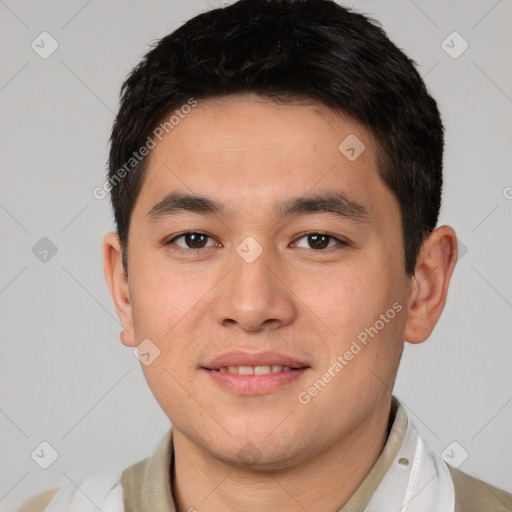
[104,93,457,511]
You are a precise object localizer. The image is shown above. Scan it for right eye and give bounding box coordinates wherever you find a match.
[166,232,219,250]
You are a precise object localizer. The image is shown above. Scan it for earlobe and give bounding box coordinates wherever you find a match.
[404,225,458,344]
[102,232,136,347]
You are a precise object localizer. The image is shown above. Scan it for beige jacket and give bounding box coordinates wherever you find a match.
[16,397,512,512]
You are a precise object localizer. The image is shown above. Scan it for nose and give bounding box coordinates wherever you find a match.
[211,244,297,333]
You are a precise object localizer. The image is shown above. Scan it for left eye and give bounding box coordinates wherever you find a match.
[293,233,344,250]
[170,232,217,249]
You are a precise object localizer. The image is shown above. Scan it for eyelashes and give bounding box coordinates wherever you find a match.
[166,231,348,252]
[293,233,347,250]
[169,232,218,250]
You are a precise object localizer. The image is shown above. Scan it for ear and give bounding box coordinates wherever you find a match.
[103,232,136,347]
[404,225,458,344]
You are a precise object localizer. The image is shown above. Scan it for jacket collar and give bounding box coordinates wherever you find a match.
[121,395,454,512]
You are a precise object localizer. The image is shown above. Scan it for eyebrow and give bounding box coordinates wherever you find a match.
[146,191,369,223]
[273,192,368,221]
[147,192,227,221]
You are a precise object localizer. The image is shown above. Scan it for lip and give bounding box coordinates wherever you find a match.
[201,351,311,396]
[202,351,310,370]
[202,367,310,395]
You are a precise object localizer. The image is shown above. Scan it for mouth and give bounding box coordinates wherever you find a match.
[202,350,310,370]
[201,351,311,395]
[207,364,308,375]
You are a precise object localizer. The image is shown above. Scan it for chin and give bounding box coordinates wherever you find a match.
[210,442,307,472]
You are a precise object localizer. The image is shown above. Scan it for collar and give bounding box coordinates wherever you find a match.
[120,395,454,512]
[340,396,454,511]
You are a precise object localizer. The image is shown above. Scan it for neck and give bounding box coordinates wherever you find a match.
[172,398,393,512]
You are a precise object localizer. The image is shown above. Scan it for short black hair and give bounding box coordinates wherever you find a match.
[108,0,444,275]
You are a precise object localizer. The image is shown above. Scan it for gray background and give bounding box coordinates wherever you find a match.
[1,0,511,510]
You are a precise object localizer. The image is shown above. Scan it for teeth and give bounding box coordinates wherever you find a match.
[220,365,293,374]
[238,366,253,375]
[254,365,271,375]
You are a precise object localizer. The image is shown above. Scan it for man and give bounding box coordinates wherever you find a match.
[17,0,512,510]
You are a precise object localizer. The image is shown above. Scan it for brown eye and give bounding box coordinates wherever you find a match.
[307,234,330,249]
[294,233,343,250]
[170,232,215,249]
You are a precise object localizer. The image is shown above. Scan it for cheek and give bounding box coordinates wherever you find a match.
[130,258,209,340]
[140,361,184,424]
[306,260,407,362]
[310,268,384,332]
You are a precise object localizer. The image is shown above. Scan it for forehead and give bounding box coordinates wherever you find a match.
[134,95,396,222]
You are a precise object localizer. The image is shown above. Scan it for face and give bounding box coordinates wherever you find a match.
[114,94,414,469]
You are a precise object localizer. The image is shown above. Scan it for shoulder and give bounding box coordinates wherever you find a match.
[15,486,60,512]
[14,472,123,512]
[448,465,512,512]
[14,429,173,512]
